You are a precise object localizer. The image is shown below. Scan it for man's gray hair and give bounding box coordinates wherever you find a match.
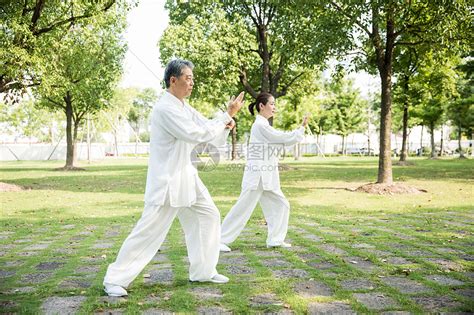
[164,59,194,88]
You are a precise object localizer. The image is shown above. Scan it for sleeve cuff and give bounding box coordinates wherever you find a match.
[220,111,232,125]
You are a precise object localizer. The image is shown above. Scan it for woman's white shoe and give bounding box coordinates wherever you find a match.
[104,284,128,297]
[219,243,232,252]
[267,242,292,248]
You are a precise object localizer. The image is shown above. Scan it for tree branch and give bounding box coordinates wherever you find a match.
[239,68,258,99]
[275,72,305,98]
[242,2,259,28]
[329,1,371,36]
[22,0,33,17]
[271,55,285,93]
[32,0,116,36]
[30,0,45,31]
[395,40,434,47]
[46,97,66,109]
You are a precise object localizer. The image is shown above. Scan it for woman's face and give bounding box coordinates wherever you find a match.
[259,96,276,119]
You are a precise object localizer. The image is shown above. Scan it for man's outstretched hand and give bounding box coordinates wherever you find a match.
[227,91,245,117]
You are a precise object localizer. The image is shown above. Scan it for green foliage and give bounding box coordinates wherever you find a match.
[128,88,158,134]
[160,4,251,104]
[325,76,366,138]
[0,0,132,96]
[34,7,127,136]
[161,0,333,101]
[274,71,328,134]
[410,55,459,131]
[0,100,62,142]
[448,52,474,140]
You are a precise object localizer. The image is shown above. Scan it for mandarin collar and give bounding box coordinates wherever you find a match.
[256,114,270,125]
[164,90,185,107]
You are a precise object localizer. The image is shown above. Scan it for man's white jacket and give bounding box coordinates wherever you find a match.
[144,91,231,207]
[242,115,304,192]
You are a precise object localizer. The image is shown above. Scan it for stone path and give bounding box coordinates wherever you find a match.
[0,216,472,314]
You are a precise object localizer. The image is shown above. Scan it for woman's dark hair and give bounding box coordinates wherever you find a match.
[248,92,273,116]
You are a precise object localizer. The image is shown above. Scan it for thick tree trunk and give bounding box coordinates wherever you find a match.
[429,122,437,158]
[377,68,393,184]
[372,2,395,184]
[257,25,270,93]
[399,99,409,162]
[64,92,75,168]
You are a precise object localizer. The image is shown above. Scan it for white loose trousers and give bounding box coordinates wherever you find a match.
[220,181,290,247]
[103,179,221,287]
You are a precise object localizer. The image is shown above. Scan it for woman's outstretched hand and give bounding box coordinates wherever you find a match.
[301,113,310,127]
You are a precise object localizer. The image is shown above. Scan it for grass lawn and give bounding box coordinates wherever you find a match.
[0,156,473,314]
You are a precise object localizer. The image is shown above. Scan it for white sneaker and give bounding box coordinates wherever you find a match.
[193,273,229,284]
[267,242,292,248]
[104,284,128,297]
[220,243,232,252]
[209,274,229,284]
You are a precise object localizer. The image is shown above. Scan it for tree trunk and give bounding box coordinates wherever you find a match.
[458,125,464,158]
[419,125,424,156]
[367,108,371,156]
[399,99,409,162]
[341,135,345,155]
[87,114,91,163]
[430,121,437,159]
[64,92,75,168]
[73,118,79,162]
[371,2,397,184]
[440,126,444,157]
[257,25,270,93]
[367,135,371,156]
[113,130,119,157]
[294,143,299,160]
[231,119,238,160]
[377,68,393,184]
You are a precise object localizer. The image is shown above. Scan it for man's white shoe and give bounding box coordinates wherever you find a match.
[267,242,292,248]
[209,274,229,284]
[220,243,232,252]
[104,284,128,297]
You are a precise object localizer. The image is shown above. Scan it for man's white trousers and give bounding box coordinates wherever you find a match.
[220,182,290,247]
[103,182,220,288]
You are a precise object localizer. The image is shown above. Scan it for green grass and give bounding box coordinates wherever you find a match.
[0,157,473,314]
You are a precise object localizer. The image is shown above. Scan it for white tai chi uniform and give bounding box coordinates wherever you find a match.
[104,91,231,287]
[221,115,304,247]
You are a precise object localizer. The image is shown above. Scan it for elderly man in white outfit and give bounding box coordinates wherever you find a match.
[103,59,244,297]
[220,92,308,252]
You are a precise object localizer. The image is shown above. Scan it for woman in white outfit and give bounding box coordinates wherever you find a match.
[220,92,308,252]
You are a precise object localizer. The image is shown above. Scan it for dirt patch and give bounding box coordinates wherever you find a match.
[0,182,25,192]
[349,183,427,195]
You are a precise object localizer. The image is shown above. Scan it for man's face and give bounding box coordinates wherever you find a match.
[171,67,194,99]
